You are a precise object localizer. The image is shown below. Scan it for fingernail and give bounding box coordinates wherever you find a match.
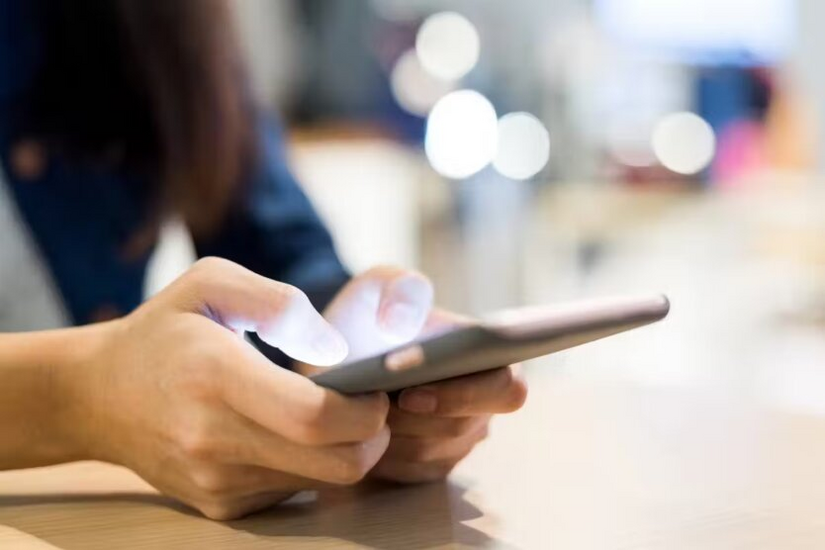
[379,276,433,342]
[399,389,437,413]
[380,302,425,338]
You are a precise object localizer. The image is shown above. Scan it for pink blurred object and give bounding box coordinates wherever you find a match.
[712,119,766,188]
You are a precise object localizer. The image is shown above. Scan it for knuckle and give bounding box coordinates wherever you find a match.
[191,467,232,496]
[264,283,310,322]
[178,356,222,400]
[450,392,473,416]
[343,395,389,443]
[442,418,475,438]
[432,462,457,480]
[363,394,391,437]
[181,258,225,296]
[291,424,326,446]
[291,391,389,446]
[291,391,336,445]
[279,283,302,300]
[178,423,217,460]
[199,500,241,521]
[192,335,229,366]
[409,441,440,463]
[328,443,375,485]
[275,283,305,309]
[185,258,245,298]
[192,256,232,275]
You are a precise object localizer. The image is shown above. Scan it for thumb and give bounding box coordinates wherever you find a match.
[375,268,434,342]
[325,266,434,356]
[170,258,348,366]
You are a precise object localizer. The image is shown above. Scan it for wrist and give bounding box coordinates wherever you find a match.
[21,321,116,466]
[50,320,121,464]
[0,322,115,469]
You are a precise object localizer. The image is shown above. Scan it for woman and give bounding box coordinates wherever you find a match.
[0,0,527,520]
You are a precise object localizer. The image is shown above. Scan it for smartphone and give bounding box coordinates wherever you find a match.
[310,294,670,394]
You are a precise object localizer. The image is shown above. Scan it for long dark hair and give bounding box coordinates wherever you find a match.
[25,0,254,235]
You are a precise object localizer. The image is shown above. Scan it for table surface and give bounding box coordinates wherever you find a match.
[5,380,825,550]
[6,185,825,549]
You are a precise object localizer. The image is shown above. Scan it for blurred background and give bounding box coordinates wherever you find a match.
[148,0,825,413]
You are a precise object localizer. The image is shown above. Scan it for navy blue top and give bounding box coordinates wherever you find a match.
[0,0,350,326]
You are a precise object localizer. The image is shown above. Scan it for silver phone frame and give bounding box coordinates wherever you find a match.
[311,294,670,394]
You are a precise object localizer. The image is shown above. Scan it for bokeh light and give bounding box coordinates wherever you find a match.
[493,112,551,180]
[652,112,716,175]
[390,50,453,117]
[425,90,498,179]
[416,12,481,82]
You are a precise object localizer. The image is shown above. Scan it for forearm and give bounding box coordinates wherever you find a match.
[0,325,104,470]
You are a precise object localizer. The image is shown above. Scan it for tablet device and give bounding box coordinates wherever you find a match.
[311,294,670,394]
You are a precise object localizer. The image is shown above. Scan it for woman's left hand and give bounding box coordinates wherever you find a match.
[311,267,529,483]
[374,358,527,483]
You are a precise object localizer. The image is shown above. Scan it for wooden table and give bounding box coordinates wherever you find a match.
[5,373,825,549]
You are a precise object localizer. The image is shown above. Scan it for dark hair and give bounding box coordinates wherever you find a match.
[25,0,255,235]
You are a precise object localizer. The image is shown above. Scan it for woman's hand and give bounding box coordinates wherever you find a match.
[372,310,528,483]
[374,364,527,482]
[311,267,529,484]
[69,258,391,520]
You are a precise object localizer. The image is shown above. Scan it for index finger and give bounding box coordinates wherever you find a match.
[173,257,349,366]
[220,337,390,445]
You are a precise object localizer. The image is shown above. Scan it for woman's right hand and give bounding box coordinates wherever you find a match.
[69,258,390,520]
